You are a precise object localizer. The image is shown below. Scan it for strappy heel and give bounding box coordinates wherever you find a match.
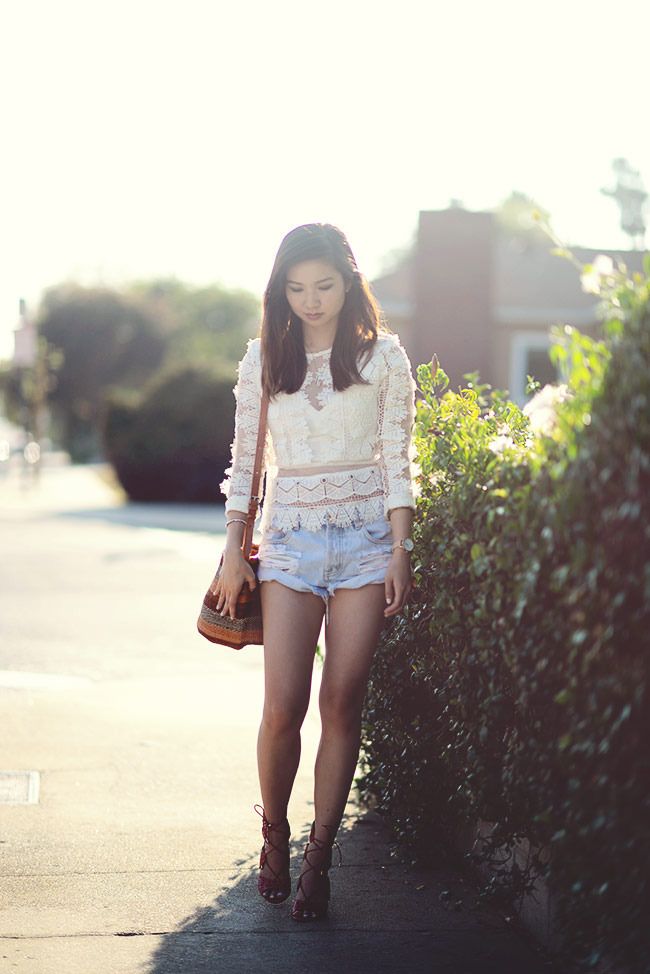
[290,819,343,922]
[254,803,291,904]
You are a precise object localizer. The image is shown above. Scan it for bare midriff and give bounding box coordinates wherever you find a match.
[276,460,377,477]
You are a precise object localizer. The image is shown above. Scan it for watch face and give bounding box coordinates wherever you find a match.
[403,537,414,552]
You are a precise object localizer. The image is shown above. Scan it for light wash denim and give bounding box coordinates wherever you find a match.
[256,515,394,623]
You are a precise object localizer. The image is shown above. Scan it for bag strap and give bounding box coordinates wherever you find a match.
[242,387,270,557]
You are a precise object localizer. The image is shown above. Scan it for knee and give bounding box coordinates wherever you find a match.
[319,687,363,735]
[261,702,306,737]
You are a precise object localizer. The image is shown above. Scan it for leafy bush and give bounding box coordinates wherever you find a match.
[358,252,650,972]
[101,362,236,502]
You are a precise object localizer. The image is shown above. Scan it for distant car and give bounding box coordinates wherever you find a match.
[0,418,28,465]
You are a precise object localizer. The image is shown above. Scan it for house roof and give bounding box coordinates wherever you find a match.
[370,220,647,327]
[492,234,647,325]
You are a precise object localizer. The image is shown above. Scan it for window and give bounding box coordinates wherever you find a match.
[509,332,558,405]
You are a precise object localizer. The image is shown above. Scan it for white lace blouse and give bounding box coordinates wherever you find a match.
[219,331,417,533]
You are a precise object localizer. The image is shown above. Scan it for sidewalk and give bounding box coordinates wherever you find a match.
[0,458,226,533]
[0,463,568,973]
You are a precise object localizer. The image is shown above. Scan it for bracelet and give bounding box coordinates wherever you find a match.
[225,517,248,527]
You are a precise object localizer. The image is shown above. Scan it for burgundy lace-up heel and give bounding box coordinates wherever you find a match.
[254,803,291,904]
[290,820,343,922]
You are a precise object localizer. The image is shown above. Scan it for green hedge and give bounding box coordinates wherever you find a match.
[358,254,650,972]
[101,362,236,502]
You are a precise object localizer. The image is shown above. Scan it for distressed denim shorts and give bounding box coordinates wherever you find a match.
[256,515,394,623]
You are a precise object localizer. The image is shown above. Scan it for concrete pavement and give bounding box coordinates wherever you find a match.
[0,462,568,973]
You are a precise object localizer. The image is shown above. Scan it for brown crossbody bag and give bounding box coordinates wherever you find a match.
[196,388,270,648]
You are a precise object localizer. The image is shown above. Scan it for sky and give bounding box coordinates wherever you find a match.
[2,0,649,360]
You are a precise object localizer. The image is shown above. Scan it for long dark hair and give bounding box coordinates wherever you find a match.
[260,223,388,397]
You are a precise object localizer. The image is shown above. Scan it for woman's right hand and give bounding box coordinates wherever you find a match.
[210,547,257,620]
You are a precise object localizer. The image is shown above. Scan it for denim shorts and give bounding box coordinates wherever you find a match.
[256,515,394,623]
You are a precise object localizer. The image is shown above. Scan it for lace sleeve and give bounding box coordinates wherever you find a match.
[376,336,417,516]
[219,338,269,515]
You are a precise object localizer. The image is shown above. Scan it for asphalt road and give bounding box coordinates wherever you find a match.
[0,462,567,974]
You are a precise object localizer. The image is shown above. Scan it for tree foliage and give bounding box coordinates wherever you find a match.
[125,277,260,367]
[2,277,260,462]
[37,284,167,460]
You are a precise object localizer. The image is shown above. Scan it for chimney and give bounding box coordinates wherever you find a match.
[413,208,494,389]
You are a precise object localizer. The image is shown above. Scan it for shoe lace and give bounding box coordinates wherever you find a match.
[253,803,290,875]
[254,803,290,839]
[302,822,343,871]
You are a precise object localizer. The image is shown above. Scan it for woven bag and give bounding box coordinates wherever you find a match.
[197,389,269,648]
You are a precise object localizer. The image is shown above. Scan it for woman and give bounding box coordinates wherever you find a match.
[215,223,417,921]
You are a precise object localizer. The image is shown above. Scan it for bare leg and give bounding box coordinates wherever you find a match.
[295,583,387,901]
[257,580,324,888]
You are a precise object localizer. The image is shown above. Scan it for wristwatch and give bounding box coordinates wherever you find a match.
[392,537,414,553]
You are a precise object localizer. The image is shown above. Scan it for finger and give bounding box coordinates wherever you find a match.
[384,597,401,616]
[384,585,408,616]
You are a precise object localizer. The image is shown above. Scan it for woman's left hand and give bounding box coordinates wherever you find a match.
[384,551,413,618]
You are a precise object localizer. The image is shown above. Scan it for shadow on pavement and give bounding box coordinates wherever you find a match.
[143,811,564,974]
[52,503,225,535]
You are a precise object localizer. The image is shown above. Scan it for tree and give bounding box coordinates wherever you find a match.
[38,284,167,460]
[494,190,552,244]
[125,277,261,368]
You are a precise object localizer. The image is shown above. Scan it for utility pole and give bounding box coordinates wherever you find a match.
[601,158,647,251]
[12,299,46,482]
